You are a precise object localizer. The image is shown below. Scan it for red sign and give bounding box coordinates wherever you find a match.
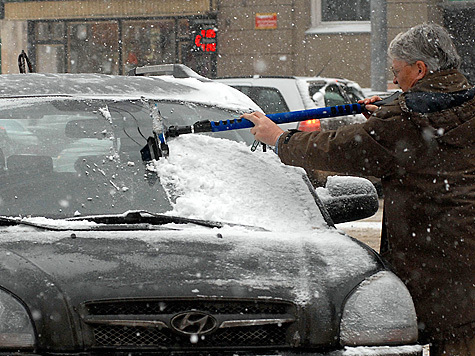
[255,13,277,30]
[194,29,217,52]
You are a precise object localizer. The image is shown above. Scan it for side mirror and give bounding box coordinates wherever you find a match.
[317,176,379,224]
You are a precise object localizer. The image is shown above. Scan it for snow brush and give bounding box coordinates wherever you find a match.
[141,92,399,161]
[165,92,400,139]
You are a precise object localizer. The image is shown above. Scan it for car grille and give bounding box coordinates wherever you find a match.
[83,299,296,349]
[93,324,288,347]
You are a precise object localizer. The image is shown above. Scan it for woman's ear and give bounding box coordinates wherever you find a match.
[415,60,427,79]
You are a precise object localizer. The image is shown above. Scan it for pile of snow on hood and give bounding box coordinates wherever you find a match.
[153,135,326,232]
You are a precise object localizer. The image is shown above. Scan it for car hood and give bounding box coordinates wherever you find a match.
[0,226,381,349]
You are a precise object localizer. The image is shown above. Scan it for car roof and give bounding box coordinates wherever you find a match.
[215,75,358,85]
[0,73,260,111]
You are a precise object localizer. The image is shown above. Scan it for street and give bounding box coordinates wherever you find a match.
[336,199,384,252]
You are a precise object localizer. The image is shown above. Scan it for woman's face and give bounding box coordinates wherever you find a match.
[391,59,427,92]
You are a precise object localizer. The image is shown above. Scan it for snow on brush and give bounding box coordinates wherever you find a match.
[152,135,326,232]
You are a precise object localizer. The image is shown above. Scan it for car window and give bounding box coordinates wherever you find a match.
[253,87,289,114]
[232,85,252,98]
[322,84,347,106]
[308,83,325,98]
[342,84,365,102]
[232,85,289,114]
[0,98,252,218]
[0,119,29,132]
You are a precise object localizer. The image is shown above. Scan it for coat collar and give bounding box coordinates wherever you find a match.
[397,70,475,147]
[408,69,471,94]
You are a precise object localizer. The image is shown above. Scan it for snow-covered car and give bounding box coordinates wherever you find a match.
[215,76,367,132]
[0,73,421,356]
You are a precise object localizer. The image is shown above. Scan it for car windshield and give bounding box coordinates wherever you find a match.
[0,98,250,218]
[0,97,324,231]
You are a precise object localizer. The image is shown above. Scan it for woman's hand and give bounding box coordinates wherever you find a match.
[241,111,284,146]
[358,96,382,119]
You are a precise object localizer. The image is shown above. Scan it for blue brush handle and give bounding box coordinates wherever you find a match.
[167,94,401,138]
[209,103,365,132]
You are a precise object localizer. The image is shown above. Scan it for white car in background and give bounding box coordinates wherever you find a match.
[215,76,368,132]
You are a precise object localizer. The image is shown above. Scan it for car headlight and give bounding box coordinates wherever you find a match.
[0,288,36,349]
[340,271,418,346]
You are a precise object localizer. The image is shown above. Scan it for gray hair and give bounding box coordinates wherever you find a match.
[388,23,461,72]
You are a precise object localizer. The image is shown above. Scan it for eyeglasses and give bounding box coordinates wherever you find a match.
[390,63,412,77]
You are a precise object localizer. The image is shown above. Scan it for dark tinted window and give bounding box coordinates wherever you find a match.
[308,83,325,98]
[232,86,289,114]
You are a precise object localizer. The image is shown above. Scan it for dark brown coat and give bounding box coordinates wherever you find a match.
[277,70,474,343]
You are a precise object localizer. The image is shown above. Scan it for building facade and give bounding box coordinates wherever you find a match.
[217,0,474,87]
[1,0,219,76]
[1,0,473,88]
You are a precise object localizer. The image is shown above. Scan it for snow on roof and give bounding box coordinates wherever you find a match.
[0,73,261,112]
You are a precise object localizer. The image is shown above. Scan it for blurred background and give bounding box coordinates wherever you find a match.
[0,0,473,89]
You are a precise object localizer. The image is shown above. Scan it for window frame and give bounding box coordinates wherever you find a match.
[307,0,371,35]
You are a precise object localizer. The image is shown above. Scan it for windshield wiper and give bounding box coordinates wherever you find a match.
[67,211,224,229]
[0,211,266,231]
[0,216,74,231]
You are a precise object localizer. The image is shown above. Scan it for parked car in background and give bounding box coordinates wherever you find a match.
[215,76,367,132]
[215,75,387,190]
[0,72,421,355]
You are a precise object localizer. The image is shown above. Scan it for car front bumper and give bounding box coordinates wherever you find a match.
[326,345,423,355]
[0,345,423,356]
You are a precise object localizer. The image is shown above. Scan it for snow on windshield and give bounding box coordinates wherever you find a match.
[152,134,326,232]
[2,135,377,300]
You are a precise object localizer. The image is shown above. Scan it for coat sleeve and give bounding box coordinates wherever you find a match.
[276,113,402,179]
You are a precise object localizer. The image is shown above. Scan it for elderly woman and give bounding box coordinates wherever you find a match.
[243,24,474,356]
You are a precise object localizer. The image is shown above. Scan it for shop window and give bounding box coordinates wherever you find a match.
[32,17,217,77]
[182,19,217,77]
[178,18,191,39]
[122,20,176,73]
[36,22,65,41]
[68,21,119,74]
[34,22,66,73]
[36,45,65,73]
